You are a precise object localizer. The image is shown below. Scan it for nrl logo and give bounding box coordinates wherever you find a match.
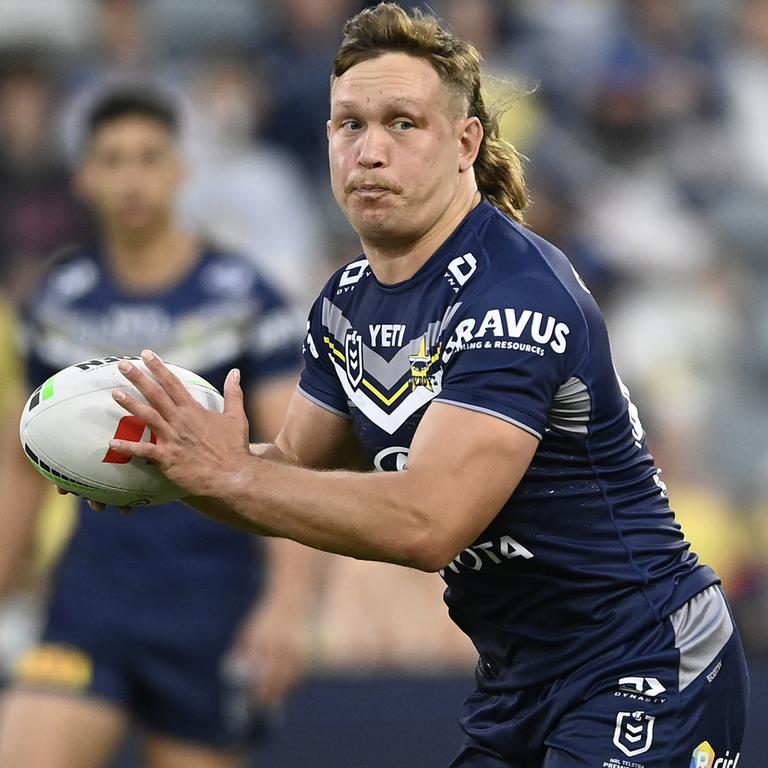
[345,329,363,389]
[408,337,435,392]
[613,711,655,758]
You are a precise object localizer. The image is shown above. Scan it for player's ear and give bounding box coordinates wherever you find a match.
[326,119,332,140]
[458,116,483,173]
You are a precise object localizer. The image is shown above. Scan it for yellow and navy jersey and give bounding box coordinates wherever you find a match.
[20,245,303,606]
[299,199,717,689]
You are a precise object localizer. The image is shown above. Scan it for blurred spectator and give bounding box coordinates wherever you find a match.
[261,0,365,182]
[179,58,327,307]
[0,0,93,52]
[146,0,265,58]
[524,127,620,309]
[0,50,87,303]
[722,0,768,194]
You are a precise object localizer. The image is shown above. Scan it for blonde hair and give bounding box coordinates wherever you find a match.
[333,2,528,222]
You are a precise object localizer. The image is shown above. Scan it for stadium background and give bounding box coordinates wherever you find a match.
[0,0,766,764]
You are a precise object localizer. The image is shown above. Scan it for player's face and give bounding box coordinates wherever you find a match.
[77,116,182,234]
[328,52,472,248]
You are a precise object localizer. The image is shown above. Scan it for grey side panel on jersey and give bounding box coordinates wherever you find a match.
[670,585,733,691]
[548,376,591,436]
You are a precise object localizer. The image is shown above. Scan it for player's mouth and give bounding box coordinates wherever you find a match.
[346,176,401,200]
[352,184,391,199]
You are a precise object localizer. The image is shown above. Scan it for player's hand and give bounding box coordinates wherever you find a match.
[227,601,309,710]
[108,349,251,498]
[54,485,133,515]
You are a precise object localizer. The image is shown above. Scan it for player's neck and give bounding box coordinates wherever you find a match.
[104,223,200,292]
[362,187,481,285]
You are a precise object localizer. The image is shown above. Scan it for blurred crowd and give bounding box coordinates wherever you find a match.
[0,0,767,688]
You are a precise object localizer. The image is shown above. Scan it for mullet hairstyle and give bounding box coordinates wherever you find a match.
[332,2,528,222]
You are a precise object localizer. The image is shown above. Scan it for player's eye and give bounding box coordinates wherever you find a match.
[392,119,414,131]
[340,119,362,131]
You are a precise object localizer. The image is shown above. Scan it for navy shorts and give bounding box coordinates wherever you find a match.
[450,586,749,768]
[14,557,269,750]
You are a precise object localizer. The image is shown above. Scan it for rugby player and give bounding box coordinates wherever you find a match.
[0,87,314,768]
[83,5,750,767]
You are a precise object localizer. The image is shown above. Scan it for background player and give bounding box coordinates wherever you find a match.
[0,86,314,768]
[102,5,749,767]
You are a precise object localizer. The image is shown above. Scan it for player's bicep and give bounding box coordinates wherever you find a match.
[275,388,368,470]
[405,401,539,562]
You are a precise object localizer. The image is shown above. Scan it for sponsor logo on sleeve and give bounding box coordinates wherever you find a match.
[442,307,570,364]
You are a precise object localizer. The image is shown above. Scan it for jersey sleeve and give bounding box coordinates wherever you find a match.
[242,275,304,385]
[435,279,588,439]
[297,292,350,419]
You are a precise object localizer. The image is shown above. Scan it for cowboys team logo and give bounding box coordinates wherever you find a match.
[345,329,364,389]
[613,711,655,757]
[408,337,435,392]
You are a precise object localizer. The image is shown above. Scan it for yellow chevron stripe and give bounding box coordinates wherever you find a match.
[323,336,440,407]
[324,336,346,363]
[361,378,411,407]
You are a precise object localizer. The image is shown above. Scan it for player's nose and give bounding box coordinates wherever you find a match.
[357,125,388,168]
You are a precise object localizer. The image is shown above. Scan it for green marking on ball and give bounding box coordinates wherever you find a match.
[41,377,55,401]
[34,464,101,493]
[188,378,217,391]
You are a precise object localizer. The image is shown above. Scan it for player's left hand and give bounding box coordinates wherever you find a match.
[108,349,251,498]
[227,600,309,709]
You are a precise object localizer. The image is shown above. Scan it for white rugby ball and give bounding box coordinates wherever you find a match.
[19,355,224,507]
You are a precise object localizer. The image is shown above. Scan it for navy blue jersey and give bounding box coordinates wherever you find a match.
[299,199,717,689]
[21,245,302,608]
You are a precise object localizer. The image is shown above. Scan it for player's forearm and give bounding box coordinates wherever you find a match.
[194,457,441,571]
[186,443,299,534]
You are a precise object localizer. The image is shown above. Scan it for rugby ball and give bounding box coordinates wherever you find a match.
[19,355,224,507]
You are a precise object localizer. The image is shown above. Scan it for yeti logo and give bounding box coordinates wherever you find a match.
[345,329,363,389]
[613,711,655,757]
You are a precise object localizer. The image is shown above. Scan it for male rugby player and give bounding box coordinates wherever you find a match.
[0,87,314,768]
[89,5,749,767]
